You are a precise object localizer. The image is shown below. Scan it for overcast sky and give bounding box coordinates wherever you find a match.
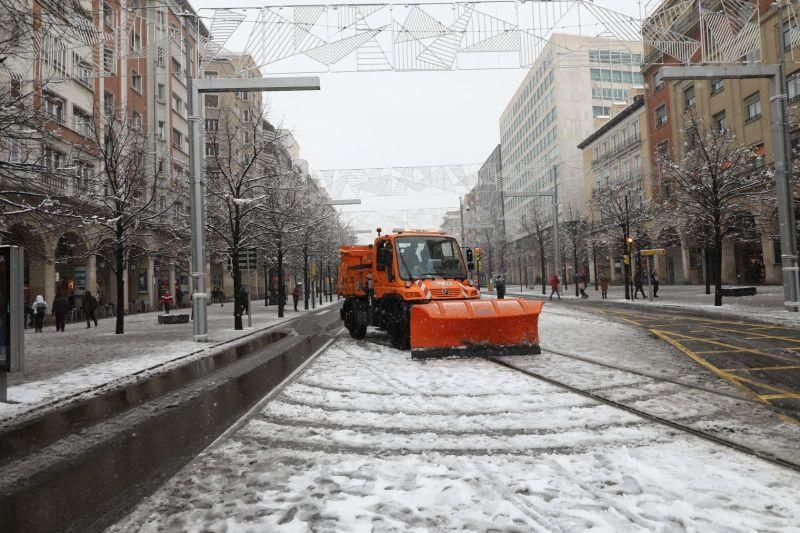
[191,0,643,237]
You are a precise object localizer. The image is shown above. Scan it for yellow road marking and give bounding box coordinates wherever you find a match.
[732,375,797,394]
[653,331,798,363]
[760,393,800,400]
[650,329,768,404]
[722,365,800,372]
[694,349,747,354]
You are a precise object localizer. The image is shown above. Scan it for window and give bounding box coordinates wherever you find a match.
[174,201,184,216]
[744,93,761,121]
[592,105,610,117]
[655,104,668,127]
[41,32,67,77]
[131,111,142,131]
[205,119,218,132]
[653,69,664,91]
[788,71,800,102]
[205,95,219,108]
[157,83,166,102]
[156,11,164,30]
[73,53,92,89]
[43,146,65,170]
[243,131,251,144]
[131,70,142,92]
[242,110,251,122]
[157,121,165,140]
[713,110,727,133]
[710,78,724,95]
[8,140,20,163]
[172,93,183,116]
[236,91,248,101]
[132,190,142,207]
[171,58,182,79]
[42,93,64,124]
[753,143,765,169]
[104,91,114,116]
[73,107,92,137]
[103,44,115,75]
[205,143,219,156]
[783,22,798,50]
[157,47,165,67]
[103,1,114,27]
[683,84,695,110]
[131,32,141,54]
[75,161,92,189]
[631,120,640,140]
[172,128,183,150]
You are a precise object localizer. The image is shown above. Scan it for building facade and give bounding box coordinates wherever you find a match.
[500,34,643,248]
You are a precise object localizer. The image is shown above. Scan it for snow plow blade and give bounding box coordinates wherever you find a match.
[410,299,543,359]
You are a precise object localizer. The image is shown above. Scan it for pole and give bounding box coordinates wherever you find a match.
[499,186,507,272]
[774,6,800,311]
[647,256,653,302]
[247,264,252,328]
[459,196,465,245]
[0,373,6,403]
[552,168,561,281]
[187,24,207,341]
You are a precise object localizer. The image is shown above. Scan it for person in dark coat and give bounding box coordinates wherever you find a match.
[291,284,301,311]
[52,292,70,332]
[239,287,249,315]
[495,274,506,299]
[175,288,183,309]
[83,290,98,328]
[651,271,660,298]
[633,270,646,299]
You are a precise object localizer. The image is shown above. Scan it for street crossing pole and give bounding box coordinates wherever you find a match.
[187,76,320,341]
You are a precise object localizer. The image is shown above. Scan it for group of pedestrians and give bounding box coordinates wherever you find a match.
[27,290,100,333]
[543,269,658,301]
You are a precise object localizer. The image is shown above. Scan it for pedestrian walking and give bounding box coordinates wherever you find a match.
[651,271,660,298]
[599,273,609,299]
[160,291,174,314]
[52,292,70,332]
[495,274,506,299]
[219,288,225,307]
[83,290,98,328]
[633,270,646,299]
[578,272,589,299]
[291,284,301,311]
[549,273,561,301]
[239,287,249,315]
[32,295,47,332]
[175,287,183,309]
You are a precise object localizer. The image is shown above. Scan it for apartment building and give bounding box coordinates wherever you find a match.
[0,0,205,311]
[500,34,643,247]
[642,0,799,285]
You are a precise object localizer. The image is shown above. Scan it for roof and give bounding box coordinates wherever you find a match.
[577,94,645,149]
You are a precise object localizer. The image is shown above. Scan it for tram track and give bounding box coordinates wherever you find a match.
[489,352,800,474]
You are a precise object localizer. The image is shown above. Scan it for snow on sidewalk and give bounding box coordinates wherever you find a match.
[0,299,338,425]
[112,317,800,532]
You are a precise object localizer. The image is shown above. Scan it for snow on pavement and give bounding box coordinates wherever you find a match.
[0,300,337,425]
[112,329,800,532]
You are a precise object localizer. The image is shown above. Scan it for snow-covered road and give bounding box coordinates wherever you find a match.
[112,311,800,532]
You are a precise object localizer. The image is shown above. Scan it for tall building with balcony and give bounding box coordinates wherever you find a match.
[0,0,205,311]
[500,34,643,246]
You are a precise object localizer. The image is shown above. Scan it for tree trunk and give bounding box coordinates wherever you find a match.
[593,244,599,291]
[114,226,125,334]
[318,259,323,305]
[277,236,285,318]
[573,250,579,297]
[539,242,547,295]
[264,264,269,307]
[232,249,243,330]
[303,246,309,310]
[714,239,723,306]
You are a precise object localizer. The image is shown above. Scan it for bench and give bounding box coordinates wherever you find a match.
[720,286,757,297]
[158,313,190,324]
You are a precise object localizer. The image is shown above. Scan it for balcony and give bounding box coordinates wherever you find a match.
[590,132,642,170]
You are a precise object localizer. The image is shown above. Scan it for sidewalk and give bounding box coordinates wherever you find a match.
[0,298,340,425]
[491,283,800,327]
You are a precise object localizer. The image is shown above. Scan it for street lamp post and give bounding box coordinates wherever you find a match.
[188,76,321,341]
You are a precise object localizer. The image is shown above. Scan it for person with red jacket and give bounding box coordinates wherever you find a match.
[549,273,561,301]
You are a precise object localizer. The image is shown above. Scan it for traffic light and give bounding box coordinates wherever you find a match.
[466,248,474,263]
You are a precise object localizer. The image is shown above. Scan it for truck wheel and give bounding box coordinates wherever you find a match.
[349,323,367,339]
[388,302,410,350]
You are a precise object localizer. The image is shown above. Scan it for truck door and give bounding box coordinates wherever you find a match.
[375,238,395,290]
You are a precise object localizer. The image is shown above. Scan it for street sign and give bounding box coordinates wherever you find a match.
[229,248,258,271]
[641,248,667,256]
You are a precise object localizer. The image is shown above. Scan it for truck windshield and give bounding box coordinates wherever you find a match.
[395,236,467,280]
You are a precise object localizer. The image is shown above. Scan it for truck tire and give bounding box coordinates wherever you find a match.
[388,301,410,350]
[349,323,367,339]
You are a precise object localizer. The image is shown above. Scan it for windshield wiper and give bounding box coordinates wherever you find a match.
[397,252,415,281]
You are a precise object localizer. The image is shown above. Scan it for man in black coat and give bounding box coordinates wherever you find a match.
[52,292,70,332]
[83,290,98,328]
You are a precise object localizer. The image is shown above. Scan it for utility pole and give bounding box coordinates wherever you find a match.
[661,57,799,311]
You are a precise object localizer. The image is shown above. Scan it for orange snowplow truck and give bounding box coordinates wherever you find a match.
[337,229,543,358]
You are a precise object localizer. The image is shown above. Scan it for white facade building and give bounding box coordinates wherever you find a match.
[500,34,643,243]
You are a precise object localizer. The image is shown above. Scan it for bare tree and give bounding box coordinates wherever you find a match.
[80,107,174,334]
[561,205,588,297]
[593,180,653,300]
[520,206,551,295]
[660,112,771,306]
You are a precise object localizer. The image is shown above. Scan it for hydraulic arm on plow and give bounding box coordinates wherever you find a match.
[337,229,543,358]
